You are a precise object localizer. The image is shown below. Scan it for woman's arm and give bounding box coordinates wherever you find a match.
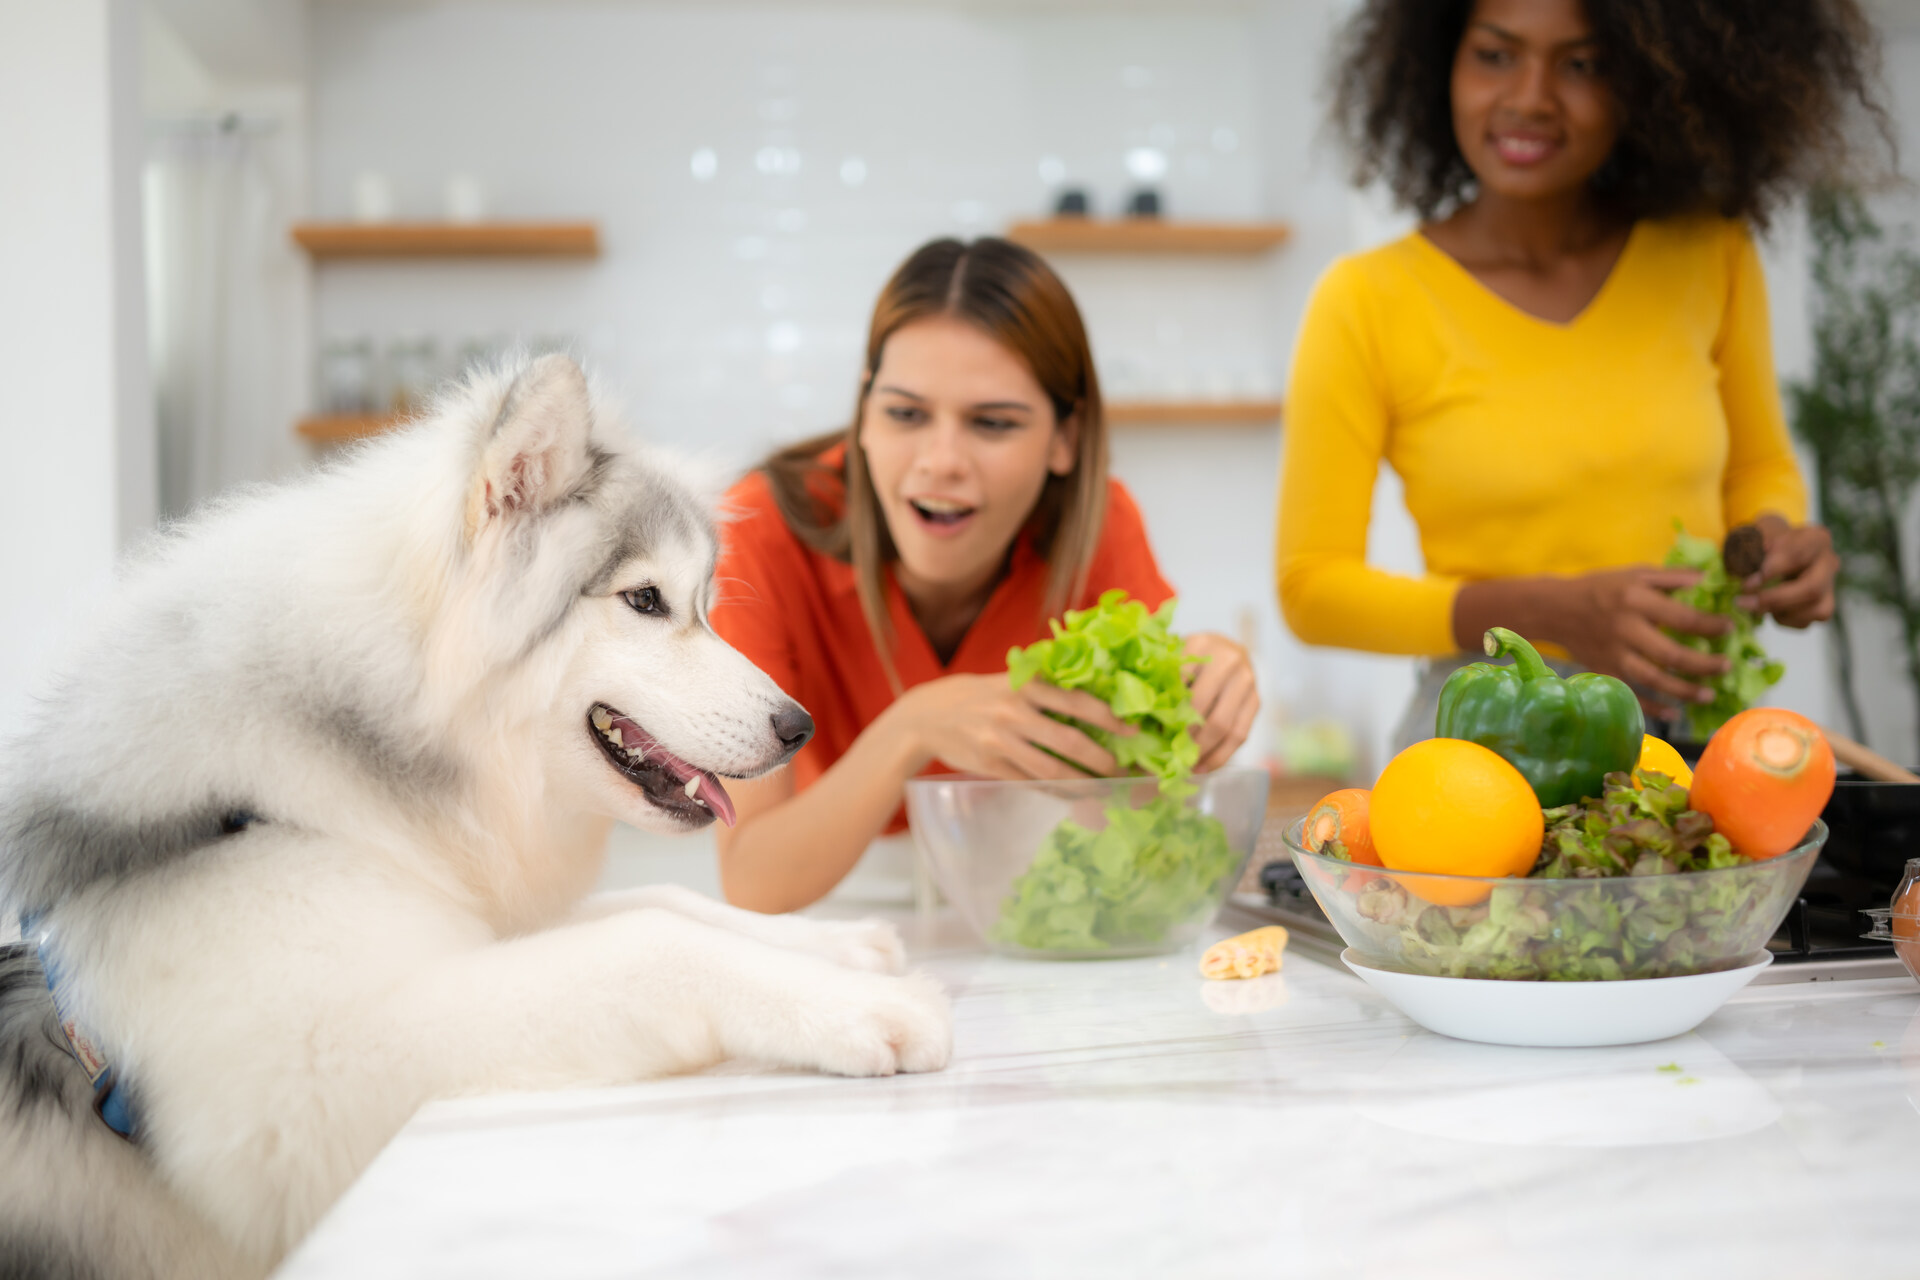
[1276,262,1462,655]
[714,676,1132,914]
[1714,229,1837,628]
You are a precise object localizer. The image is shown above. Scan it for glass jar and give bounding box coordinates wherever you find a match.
[318,337,377,415]
[386,335,440,415]
[1862,856,1920,985]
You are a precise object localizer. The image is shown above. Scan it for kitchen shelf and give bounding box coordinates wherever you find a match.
[289,221,601,260]
[1007,219,1291,255]
[301,402,1282,441]
[1107,399,1283,425]
[296,413,408,443]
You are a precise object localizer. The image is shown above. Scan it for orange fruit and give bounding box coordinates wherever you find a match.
[1371,738,1545,906]
[1635,734,1693,790]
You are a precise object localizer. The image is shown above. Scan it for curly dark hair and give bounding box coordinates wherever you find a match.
[1332,0,1892,226]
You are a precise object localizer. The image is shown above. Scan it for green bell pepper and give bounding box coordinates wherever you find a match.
[1435,627,1644,808]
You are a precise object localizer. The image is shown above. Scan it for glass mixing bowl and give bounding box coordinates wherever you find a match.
[907,770,1269,958]
[1283,817,1825,981]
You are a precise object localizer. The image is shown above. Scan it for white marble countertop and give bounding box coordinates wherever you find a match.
[277,910,1920,1280]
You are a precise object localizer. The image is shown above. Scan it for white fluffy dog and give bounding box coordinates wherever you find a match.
[0,355,952,1280]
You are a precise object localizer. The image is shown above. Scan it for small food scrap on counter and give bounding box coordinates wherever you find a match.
[1200,925,1289,980]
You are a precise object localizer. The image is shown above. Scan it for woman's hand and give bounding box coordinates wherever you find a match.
[1542,568,1732,707]
[1456,571,1733,709]
[888,673,1132,781]
[1740,513,1839,628]
[1183,631,1261,771]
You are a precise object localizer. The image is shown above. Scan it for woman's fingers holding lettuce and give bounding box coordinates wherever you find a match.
[894,673,1118,779]
[1182,631,1260,769]
[1553,568,1727,699]
[1010,698,1122,778]
[1633,571,1734,641]
[1739,518,1838,627]
[1018,680,1133,738]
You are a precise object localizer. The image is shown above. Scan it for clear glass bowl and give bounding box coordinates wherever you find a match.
[1283,817,1825,981]
[907,770,1270,959]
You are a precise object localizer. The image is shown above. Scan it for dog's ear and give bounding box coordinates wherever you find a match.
[466,354,596,538]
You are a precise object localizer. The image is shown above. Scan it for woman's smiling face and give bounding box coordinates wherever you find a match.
[858,314,1076,598]
[1451,0,1619,204]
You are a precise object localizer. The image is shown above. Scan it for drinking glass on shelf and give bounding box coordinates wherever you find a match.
[318,337,377,415]
[387,335,440,415]
[351,171,394,224]
[444,174,487,224]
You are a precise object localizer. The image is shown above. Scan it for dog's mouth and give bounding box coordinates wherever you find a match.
[588,704,737,827]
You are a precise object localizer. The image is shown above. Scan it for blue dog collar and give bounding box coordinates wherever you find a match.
[20,913,138,1141]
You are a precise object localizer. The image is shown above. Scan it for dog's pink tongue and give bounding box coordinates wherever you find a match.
[610,714,736,827]
[695,774,737,827]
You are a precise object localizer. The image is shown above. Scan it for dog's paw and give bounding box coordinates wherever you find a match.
[808,918,908,975]
[798,971,953,1078]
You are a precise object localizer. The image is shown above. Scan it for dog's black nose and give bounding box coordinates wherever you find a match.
[772,703,815,756]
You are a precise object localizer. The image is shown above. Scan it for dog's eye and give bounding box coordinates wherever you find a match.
[623,586,668,617]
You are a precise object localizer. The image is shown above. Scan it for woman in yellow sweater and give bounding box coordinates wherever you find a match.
[1279,0,1886,739]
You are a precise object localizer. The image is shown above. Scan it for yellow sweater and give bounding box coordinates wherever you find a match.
[1275,216,1809,656]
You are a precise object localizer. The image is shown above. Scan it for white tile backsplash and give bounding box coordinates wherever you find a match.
[306,0,1851,774]
[309,1,1416,773]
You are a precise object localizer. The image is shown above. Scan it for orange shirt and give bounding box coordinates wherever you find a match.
[711,462,1175,833]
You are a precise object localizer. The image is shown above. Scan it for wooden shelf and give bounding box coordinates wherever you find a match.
[296,413,408,443]
[1107,399,1282,425]
[290,222,600,260]
[302,402,1282,440]
[1007,219,1291,255]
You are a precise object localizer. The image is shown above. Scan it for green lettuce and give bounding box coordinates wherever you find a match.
[1006,588,1203,798]
[989,791,1239,953]
[1664,522,1784,740]
[994,591,1235,952]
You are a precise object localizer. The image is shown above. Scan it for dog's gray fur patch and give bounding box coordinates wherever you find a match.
[0,945,111,1280]
[0,803,250,921]
[314,704,461,801]
[584,474,715,598]
[0,945,83,1123]
[0,941,247,1280]
[0,1233,105,1280]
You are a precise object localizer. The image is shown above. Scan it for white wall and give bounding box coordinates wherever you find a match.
[1834,19,1920,763]
[308,0,1437,771]
[304,0,1909,774]
[0,0,154,737]
[142,1,314,514]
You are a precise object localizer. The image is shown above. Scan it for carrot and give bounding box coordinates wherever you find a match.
[1688,707,1836,858]
[1305,788,1381,867]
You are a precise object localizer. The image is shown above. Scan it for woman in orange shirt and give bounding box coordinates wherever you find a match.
[711,238,1259,912]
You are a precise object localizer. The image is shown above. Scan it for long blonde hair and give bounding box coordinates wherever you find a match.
[760,237,1109,684]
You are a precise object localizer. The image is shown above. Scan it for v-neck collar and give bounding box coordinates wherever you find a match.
[879,535,1049,681]
[1410,220,1641,331]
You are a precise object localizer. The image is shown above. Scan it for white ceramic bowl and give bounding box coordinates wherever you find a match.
[1341,947,1774,1047]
